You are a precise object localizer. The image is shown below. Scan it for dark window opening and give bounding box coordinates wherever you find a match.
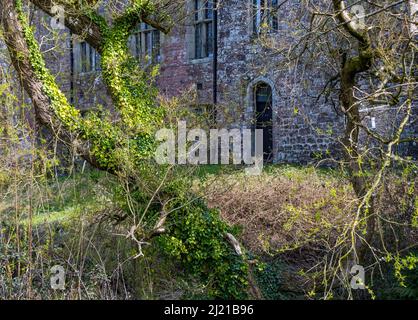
[130,23,161,64]
[254,82,273,161]
[194,0,214,59]
[80,41,100,73]
[253,0,280,34]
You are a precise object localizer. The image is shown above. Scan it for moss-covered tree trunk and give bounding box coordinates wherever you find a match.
[333,0,376,264]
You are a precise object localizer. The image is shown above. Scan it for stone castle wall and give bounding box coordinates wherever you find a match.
[16,2,416,164]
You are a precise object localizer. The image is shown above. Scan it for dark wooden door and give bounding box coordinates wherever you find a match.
[255,83,273,162]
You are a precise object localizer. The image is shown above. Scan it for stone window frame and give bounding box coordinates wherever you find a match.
[193,0,214,60]
[252,0,279,34]
[129,23,162,64]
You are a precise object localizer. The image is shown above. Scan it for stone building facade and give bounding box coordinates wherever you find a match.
[67,0,346,163]
[19,1,418,163]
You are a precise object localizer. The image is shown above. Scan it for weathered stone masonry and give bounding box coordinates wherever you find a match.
[215,1,345,163]
[24,1,418,163]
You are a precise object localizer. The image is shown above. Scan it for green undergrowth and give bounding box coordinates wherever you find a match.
[2,163,415,300]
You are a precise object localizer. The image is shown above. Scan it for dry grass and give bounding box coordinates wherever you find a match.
[197,165,357,257]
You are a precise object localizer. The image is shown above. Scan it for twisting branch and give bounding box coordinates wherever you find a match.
[29,0,104,51]
[29,0,171,53]
[1,0,114,172]
[0,0,172,172]
[333,0,370,44]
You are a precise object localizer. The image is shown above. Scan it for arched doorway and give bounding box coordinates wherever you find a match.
[254,82,273,162]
